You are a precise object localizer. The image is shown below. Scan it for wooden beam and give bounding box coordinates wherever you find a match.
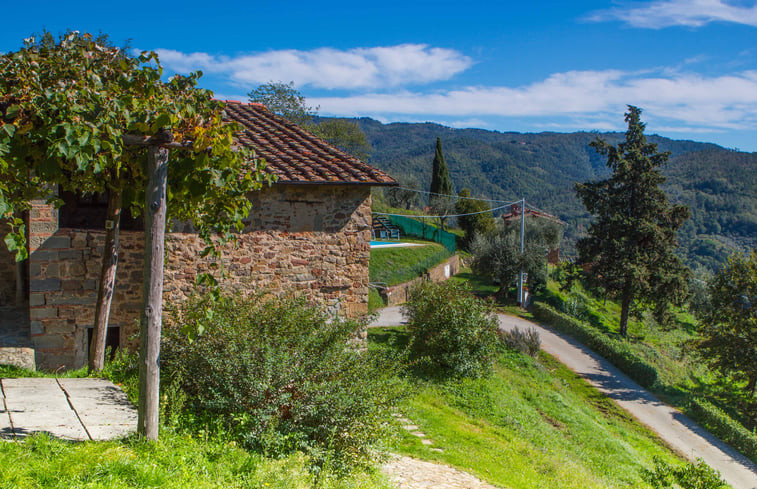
[137,144,169,440]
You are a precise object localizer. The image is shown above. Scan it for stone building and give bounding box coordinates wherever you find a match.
[0,101,396,370]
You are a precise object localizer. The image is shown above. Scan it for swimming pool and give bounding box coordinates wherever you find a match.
[370,241,422,248]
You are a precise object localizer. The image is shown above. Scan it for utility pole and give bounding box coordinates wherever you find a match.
[518,198,525,306]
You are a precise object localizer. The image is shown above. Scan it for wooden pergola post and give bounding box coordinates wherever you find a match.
[126,129,173,440]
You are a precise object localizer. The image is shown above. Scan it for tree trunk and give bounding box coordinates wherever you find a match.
[15,259,26,308]
[619,287,632,337]
[89,187,123,372]
[15,211,26,308]
[747,376,756,397]
[138,145,169,440]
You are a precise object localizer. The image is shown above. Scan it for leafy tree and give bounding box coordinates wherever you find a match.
[471,218,557,297]
[310,118,370,161]
[697,250,757,395]
[385,175,420,210]
[248,81,371,160]
[575,106,690,336]
[455,188,494,248]
[247,81,316,127]
[0,31,269,371]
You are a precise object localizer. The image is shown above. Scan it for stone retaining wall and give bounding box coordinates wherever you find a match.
[384,255,460,306]
[25,184,372,370]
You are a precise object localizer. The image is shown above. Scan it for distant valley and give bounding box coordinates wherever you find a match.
[356,118,757,273]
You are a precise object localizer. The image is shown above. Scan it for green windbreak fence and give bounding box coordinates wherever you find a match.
[386,215,457,252]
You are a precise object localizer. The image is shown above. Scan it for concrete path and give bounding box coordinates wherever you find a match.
[370,307,757,489]
[0,378,137,441]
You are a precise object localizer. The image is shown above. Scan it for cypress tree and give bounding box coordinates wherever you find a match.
[430,137,453,196]
[575,106,690,336]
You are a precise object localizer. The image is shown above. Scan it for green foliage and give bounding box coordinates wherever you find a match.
[429,137,453,197]
[470,218,556,295]
[499,327,541,357]
[311,118,370,162]
[403,281,499,377]
[455,188,494,249]
[689,398,757,461]
[697,250,757,394]
[248,82,371,160]
[248,81,317,127]
[0,31,269,260]
[575,106,690,335]
[0,432,393,489]
[161,292,403,471]
[531,302,659,388]
[384,175,421,210]
[643,457,731,489]
[368,287,387,311]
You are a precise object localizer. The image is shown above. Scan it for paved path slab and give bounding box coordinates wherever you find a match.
[370,307,757,489]
[383,456,500,489]
[0,377,137,441]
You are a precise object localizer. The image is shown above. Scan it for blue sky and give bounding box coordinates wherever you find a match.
[3,1,757,150]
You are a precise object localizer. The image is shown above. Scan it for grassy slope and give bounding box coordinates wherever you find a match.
[370,328,681,489]
[369,242,450,286]
[0,432,391,489]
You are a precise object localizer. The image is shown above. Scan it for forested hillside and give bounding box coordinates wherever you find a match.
[358,118,755,273]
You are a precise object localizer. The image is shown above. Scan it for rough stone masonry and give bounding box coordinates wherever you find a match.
[21,184,373,370]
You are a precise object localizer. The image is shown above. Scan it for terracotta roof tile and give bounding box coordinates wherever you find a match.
[223,101,397,186]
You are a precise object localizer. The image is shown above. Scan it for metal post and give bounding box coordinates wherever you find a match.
[518,198,525,306]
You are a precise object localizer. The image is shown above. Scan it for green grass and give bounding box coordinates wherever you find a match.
[369,327,681,489]
[449,266,499,297]
[0,431,392,489]
[369,242,451,286]
[368,287,387,311]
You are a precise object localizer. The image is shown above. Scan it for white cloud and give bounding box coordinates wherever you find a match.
[154,44,472,90]
[585,0,757,28]
[311,69,757,131]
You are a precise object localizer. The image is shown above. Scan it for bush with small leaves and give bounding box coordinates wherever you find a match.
[161,293,404,472]
[643,457,731,489]
[499,327,541,357]
[403,281,499,377]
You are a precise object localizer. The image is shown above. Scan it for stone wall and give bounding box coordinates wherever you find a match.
[26,184,372,370]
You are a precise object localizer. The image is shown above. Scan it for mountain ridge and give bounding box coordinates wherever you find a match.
[354,117,755,272]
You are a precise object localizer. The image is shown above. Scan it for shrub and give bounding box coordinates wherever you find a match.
[499,327,541,357]
[161,293,404,472]
[643,457,730,489]
[403,281,499,377]
[531,302,658,388]
[689,398,757,462]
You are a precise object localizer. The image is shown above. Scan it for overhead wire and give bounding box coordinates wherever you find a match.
[373,203,513,219]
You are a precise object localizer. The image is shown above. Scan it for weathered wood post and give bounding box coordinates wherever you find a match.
[137,129,171,440]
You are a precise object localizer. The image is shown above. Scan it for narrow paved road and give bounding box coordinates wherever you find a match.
[370,306,757,489]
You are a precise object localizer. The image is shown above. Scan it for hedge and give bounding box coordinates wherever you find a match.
[531,302,658,388]
[689,398,757,462]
